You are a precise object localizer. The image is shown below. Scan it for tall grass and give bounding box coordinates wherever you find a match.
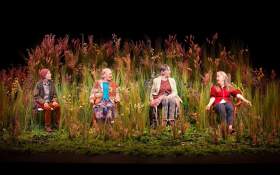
[0,33,279,145]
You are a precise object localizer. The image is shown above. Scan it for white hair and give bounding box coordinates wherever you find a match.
[101,68,112,79]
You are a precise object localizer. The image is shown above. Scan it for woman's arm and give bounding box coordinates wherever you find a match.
[89,81,102,104]
[33,82,44,105]
[89,87,95,104]
[206,86,217,110]
[170,78,178,96]
[51,82,58,102]
[206,97,215,110]
[236,94,252,106]
[115,86,120,103]
[150,79,157,101]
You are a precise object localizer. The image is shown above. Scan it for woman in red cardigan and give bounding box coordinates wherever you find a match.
[206,71,251,133]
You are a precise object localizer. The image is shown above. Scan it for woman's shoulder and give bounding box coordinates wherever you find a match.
[35,80,43,87]
[152,76,161,84]
[228,84,241,93]
[110,81,119,87]
[211,85,220,92]
[168,77,176,82]
[93,80,102,87]
[154,76,161,81]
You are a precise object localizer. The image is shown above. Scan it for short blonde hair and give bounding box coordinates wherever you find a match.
[160,64,170,75]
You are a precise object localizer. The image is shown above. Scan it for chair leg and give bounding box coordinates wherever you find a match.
[150,107,159,128]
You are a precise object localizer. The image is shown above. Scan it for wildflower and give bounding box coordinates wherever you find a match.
[89,128,94,134]
[202,72,211,85]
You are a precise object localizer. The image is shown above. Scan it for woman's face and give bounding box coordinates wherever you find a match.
[163,68,171,77]
[104,70,113,81]
[216,72,225,86]
[45,71,52,80]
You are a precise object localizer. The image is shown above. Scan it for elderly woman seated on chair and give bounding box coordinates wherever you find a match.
[89,68,120,130]
[206,71,252,134]
[150,65,182,127]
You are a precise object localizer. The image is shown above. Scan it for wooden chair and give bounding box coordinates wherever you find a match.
[208,99,243,138]
[149,103,180,128]
[209,99,242,120]
[233,99,242,119]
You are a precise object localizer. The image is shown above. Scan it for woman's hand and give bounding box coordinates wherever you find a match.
[114,97,120,103]
[206,97,215,111]
[244,99,252,106]
[90,99,95,104]
[52,101,59,108]
[237,94,252,106]
[206,104,211,111]
[166,94,175,99]
[44,103,51,110]
[95,93,102,98]
[150,98,161,107]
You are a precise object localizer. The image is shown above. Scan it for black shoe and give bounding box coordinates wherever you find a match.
[54,124,59,129]
[229,128,236,134]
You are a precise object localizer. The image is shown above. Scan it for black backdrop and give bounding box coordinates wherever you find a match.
[2,30,280,75]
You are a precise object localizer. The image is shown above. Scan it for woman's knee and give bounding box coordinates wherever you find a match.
[225,103,234,112]
[161,98,168,105]
[214,104,225,112]
[167,97,176,104]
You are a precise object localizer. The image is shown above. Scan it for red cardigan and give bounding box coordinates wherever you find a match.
[210,85,241,106]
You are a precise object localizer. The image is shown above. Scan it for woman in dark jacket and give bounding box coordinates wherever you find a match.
[34,68,60,132]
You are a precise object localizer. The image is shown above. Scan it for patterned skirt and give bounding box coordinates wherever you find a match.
[93,100,116,121]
